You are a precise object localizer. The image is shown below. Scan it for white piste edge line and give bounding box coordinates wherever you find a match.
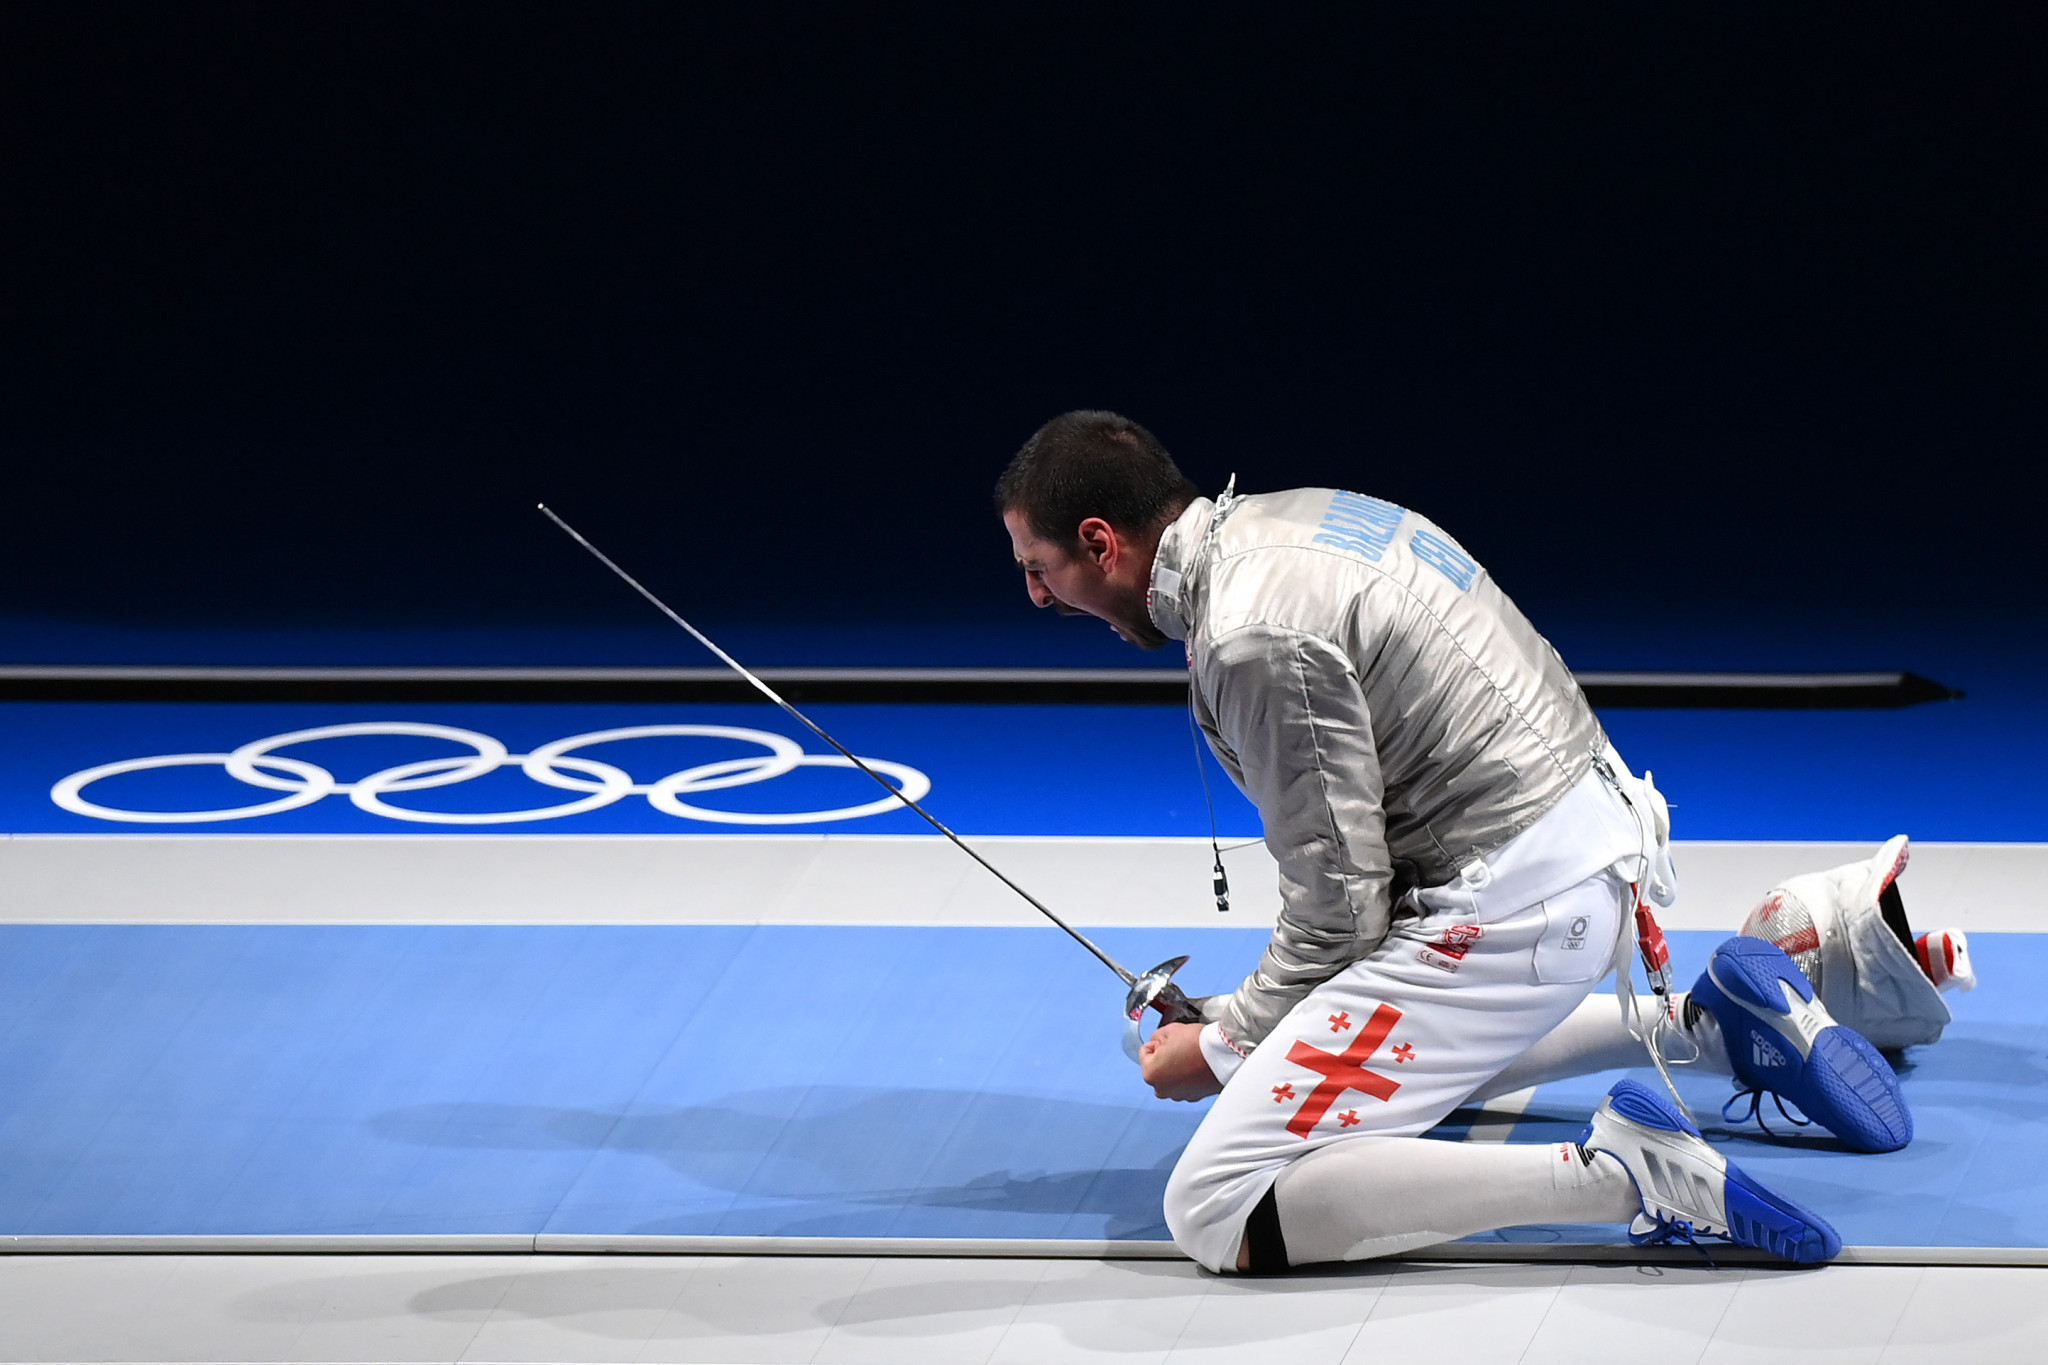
[0,1234,2040,1267]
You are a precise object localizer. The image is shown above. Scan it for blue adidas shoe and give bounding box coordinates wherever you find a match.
[1692,936,1912,1153]
[1580,1079,1841,1264]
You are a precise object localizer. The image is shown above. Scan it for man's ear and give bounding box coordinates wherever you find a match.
[1074,517,1120,573]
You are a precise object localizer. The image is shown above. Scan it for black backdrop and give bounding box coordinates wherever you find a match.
[4,4,2043,641]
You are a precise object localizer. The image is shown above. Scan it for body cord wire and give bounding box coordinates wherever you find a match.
[1184,474,1241,915]
[1187,693,1230,913]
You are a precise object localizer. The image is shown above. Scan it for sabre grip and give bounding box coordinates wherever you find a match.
[1149,982,1205,1027]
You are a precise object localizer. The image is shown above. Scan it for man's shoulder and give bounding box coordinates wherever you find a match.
[1202,487,1415,608]
[1224,487,1364,537]
[1217,487,1482,599]
[1189,487,1506,677]
[1219,488,1445,565]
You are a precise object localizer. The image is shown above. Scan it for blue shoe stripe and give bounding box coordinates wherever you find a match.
[1709,936,1811,1010]
[1605,1079,1704,1140]
[1724,1162,1842,1264]
[1808,1028,1914,1149]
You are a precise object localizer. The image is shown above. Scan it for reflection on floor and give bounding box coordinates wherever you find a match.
[3,1251,2045,1363]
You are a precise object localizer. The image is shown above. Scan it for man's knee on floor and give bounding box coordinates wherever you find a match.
[1160,1158,1203,1250]
[1236,1183,1288,1272]
[1163,1160,1288,1274]
[1163,1157,1234,1270]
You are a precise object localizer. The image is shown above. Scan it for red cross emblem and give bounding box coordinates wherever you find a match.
[1338,1109,1361,1127]
[1271,1083,1295,1103]
[1392,1043,1415,1064]
[1329,1011,1352,1032]
[1281,1002,1403,1138]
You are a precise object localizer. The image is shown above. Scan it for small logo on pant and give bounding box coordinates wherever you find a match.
[1419,924,1482,974]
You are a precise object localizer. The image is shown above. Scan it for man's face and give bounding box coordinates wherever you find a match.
[1002,508,1167,649]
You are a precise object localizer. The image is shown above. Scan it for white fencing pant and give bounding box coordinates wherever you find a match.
[1473,991,1732,1103]
[1162,867,1632,1272]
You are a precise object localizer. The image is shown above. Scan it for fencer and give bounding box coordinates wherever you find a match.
[996,410,1941,1272]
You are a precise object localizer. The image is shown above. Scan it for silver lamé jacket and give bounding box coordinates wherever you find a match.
[1147,488,1610,1048]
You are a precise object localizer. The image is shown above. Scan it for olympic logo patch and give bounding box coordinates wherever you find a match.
[49,723,931,827]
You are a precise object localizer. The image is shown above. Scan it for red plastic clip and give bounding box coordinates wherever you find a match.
[1634,889,1675,1003]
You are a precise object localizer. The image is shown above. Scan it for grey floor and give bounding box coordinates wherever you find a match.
[1,1252,2042,1364]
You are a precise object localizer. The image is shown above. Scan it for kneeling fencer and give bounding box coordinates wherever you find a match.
[996,411,1976,1271]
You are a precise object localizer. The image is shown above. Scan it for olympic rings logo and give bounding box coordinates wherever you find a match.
[49,723,932,827]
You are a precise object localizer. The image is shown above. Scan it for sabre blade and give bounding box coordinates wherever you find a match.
[538,503,1143,989]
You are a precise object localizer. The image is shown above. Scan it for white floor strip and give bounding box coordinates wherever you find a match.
[5,1252,2042,1365]
[3,834,2043,930]
[3,1233,2043,1267]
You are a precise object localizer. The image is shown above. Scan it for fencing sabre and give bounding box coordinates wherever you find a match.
[538,504,1205,1043]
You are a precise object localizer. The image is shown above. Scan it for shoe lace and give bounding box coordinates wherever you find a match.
[1635,1216,1720,1269]
[1721,1086,1813,1137]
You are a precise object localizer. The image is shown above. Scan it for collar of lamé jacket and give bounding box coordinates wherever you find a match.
[1146,481,1238,643]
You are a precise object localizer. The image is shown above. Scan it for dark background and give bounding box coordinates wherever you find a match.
[4,3,2043,660]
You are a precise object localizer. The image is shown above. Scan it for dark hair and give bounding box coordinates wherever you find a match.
[994,410,1199,548]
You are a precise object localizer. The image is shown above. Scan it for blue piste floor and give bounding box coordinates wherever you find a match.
[0,924,2039,1248]
[3,609,2044,1252]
